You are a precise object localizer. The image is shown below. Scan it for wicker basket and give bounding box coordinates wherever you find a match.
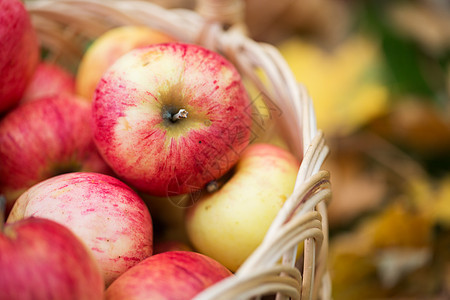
[25,0,332,299]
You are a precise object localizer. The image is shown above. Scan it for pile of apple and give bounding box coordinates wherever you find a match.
[0,0,301,299]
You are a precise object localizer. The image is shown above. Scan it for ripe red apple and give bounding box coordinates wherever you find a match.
[0,94,111,212]
[105,251,232,300]
[7,172,154,286]
[21,61,76,103]
[1,215,104,299]
[93,42,252,197]
[76,25,175,102]
[0,0,40,114]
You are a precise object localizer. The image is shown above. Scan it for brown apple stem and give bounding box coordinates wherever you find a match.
[205,167,235,193]
[0,195,5,232]
[206,181,219,193]
[172,109,188,122]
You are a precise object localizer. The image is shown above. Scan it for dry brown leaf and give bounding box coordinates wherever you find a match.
[369,99,450,157]
[325,147,387,227]
[387,1,450,55]
[245,0,350,45]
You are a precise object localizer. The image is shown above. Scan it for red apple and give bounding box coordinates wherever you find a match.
[21,61,76,103]
[93,42,252,197]
[7,172,154,286]
[0,216,104,299]
[105,251,232,300]
[0,94,111,212]
[0,0,40,114]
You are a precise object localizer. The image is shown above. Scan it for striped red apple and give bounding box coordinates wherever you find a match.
[7,172,154,286]
[0,94,111,213]
[92,42,253,197]
[105,251,232,300]
[21,61,76,103]
[0,0,39,114]
[0,194,104,300]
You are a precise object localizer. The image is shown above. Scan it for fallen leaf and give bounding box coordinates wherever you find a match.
[278,35,390,135]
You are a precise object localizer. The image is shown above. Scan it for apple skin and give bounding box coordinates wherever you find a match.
[7,172,154,286]
[76,25,175,102]
[0,0,40,114]
[105,251,232,300]
[92,42,252,197]
[0,217,104,300]
[0,94,111,213]
[21,61,76,103]
[185,143,301,271]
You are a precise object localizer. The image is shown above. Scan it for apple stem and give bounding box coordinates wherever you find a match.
[206,181,219,193]
[0,195,5,232]
[172,109,188,122]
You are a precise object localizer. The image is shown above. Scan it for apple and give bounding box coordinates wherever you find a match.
[7,172,154,286]
[105,251,232,300]
[1,194,103,299]
[0,94,111,213]
[0,0,40,114]
[0,218,105,299]
[21,61,76,103]
[92,42,253,197]
[76,25,175,102]
[185,143,301,271]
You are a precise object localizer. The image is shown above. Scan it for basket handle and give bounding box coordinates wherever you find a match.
[196,0,246,30]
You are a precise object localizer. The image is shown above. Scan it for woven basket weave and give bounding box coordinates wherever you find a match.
[25,0,332,299]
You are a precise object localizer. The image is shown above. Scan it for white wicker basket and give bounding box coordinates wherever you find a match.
[25,0,332,299]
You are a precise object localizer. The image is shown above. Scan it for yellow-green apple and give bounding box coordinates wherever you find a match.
[0,94,111,213]
[105,251,232,300]
[0,0,39,114]
[7,172,154,286]
[76,25,175,101]
[92,43,253,197]
[21,61,76,103]
[185,143,300,271]
[1,197,103,300]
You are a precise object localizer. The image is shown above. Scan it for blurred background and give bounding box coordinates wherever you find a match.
[22,0,449,298]
[158,0,450,298]
[248,0,450,299]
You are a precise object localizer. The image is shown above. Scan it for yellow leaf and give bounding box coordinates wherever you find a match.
[406,175,450,228]
[430,176,450,227]
[278,35,390,135]
[362,202,432,249]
